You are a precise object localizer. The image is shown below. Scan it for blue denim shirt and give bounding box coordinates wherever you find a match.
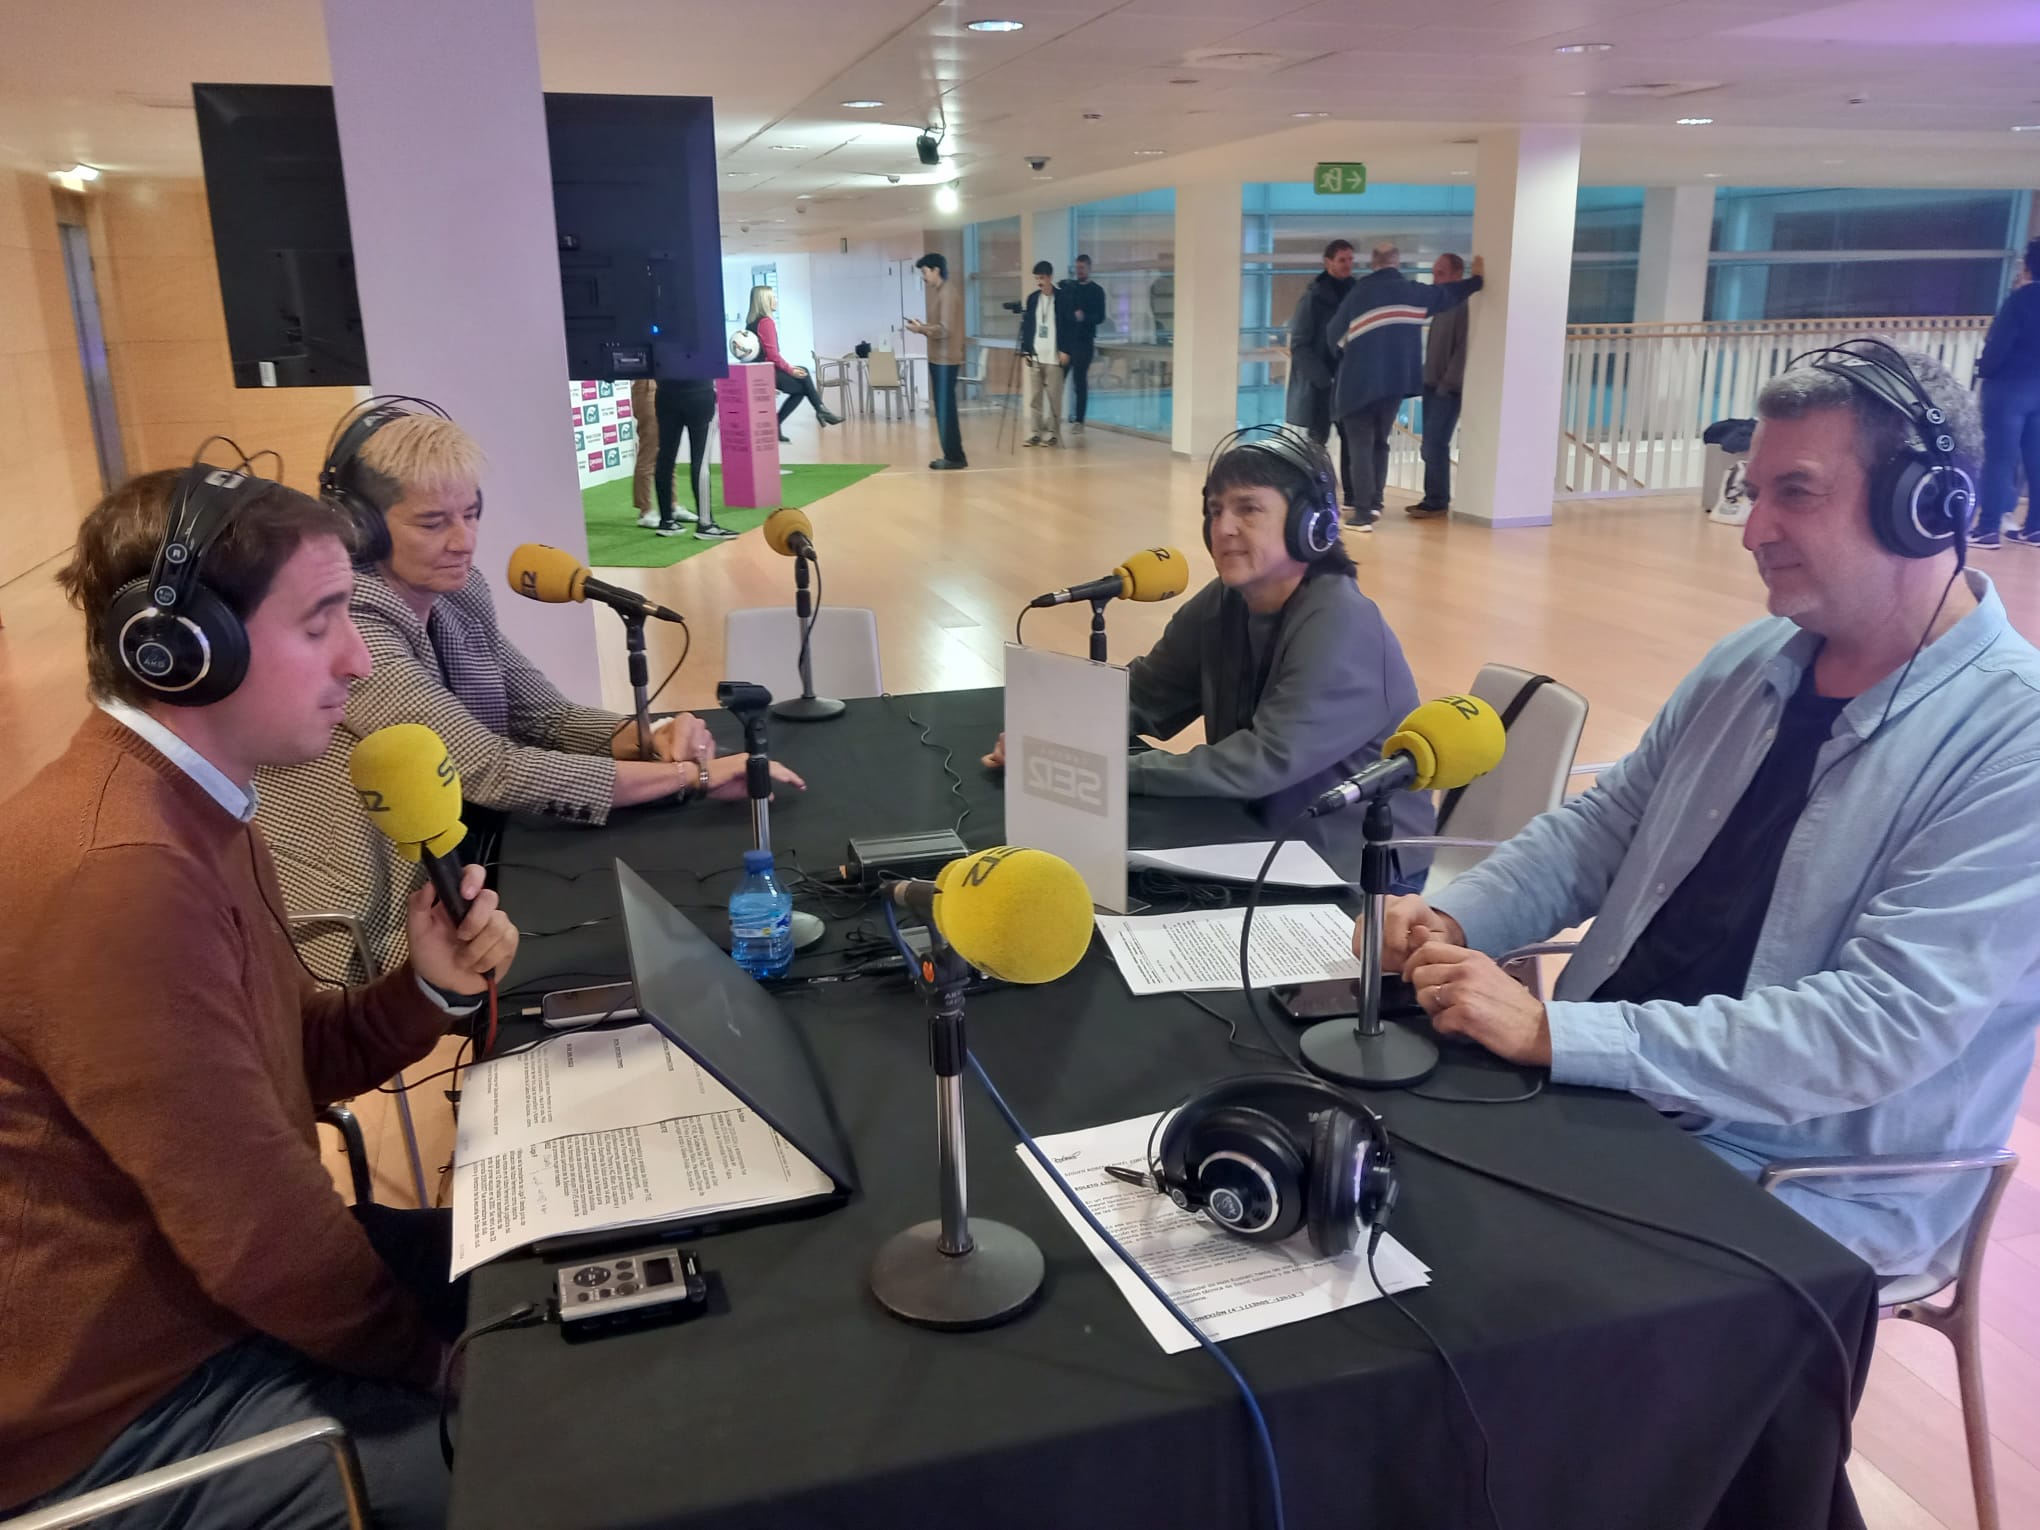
[1437,571,2040,1278]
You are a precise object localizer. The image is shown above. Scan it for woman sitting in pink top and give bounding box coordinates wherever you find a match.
[746,286,843,440]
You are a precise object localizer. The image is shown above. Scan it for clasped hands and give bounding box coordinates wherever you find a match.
[1370,896,1552,1067]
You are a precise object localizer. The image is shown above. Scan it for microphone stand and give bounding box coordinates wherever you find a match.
[735,700,826,952]
[871,941,1044,1329]
[770,555,845,722]
[1297,797,1439,1087]
[1087,595,1111,663]
[620,611,653,760]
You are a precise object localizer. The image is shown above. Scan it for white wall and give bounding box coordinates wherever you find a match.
[807,236,923,358]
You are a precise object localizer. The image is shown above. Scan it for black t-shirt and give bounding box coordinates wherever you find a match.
[1592,667,1850,1008]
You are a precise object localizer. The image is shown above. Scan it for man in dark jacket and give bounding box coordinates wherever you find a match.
[1284,239,1357,509]
[1977,237,2040,548]
[1326,244,1483,528]
[1411,252,1472,518]
[1060,253,1108,433]
[1019,261,1079,448]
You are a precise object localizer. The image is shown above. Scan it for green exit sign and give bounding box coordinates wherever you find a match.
[1314,162,1368,195]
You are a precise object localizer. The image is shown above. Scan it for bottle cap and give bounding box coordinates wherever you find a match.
[741,849,775,874]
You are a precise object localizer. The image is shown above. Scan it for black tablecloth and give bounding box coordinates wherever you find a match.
[453,689,1877,1530]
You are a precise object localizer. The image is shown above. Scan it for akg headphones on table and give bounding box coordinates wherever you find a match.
[101,449,280,708]
[1791,338,1977,561]
[319,394,455,565]
[1202,425,1342,564]
[1129,1074,1397,1257]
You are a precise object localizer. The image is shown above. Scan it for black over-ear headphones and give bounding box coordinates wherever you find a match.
[1148,1075,1396,1257]
[101,451,279,708]
[1202,425,1342,564]
[1792,339,1977,561]
[320,394,454,566]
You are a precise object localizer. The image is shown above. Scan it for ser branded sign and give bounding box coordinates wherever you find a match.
[1021,738,1108,818]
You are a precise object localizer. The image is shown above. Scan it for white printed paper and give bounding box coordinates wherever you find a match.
[448,1025,833,1275]
[1094,904,1365,995]
[1129,841,1346,890]
[454,1024,736,1160]
[1015,1113,1429,1354]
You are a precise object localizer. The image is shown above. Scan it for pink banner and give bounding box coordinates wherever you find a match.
[716,364,781,509]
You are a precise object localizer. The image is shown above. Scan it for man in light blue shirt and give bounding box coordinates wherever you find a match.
[1379,346,2040,1278]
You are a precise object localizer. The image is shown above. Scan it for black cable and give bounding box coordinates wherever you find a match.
[1237,814,1313,1035]
[1179,992,1294,1066]
[1387,1124,1858,1461]
[795,553,823,693]
[1014,604,1033,647]
[1366,1230,1504,1530]
[517,915,614,939]
[1406,1074,1545,1106]
[893,696,974,839]
[441,1302,553,1464]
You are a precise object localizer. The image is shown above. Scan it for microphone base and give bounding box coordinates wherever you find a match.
[1298,1017,1439,1089]
[871,1218,1044,1330]
[771,695,846,721]
[790,910,827,951]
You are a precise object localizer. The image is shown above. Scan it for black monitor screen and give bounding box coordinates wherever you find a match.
[192,85,726,386]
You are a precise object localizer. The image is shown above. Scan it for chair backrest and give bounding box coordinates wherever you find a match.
[868,350,902,388]
[723,606,884,702]
[1426,663,1588,897]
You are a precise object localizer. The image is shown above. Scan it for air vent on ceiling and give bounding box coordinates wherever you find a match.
[1181,47,1317,73]
[1605,81,1725,99]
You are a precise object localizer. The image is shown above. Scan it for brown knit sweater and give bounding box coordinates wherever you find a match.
[0,712,450,1508]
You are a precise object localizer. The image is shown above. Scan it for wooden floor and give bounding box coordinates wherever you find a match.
[4,400,2039,1529]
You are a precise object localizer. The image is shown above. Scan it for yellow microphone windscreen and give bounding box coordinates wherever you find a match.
[931,846,1093,984]
[1117,547,1189,603]
[763,507,813,558]
[350,724,467,860]
[1383,695,1506,792]
[507,543,589,604]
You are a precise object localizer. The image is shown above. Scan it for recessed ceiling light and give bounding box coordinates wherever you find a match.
[1292,111,1329,118]
[1554,42,1613,54]
[1675,117,1713,126]
[2013,124,2040,132]
[1169,77,1198,85]
[1083,111,1104,120]
[795,194,812,200]
[934,184,961,212]
[1132,148,1167,156]
[770,144,806,151]
[1567,90,1588,97]
[725,171,746,178]
[967,18,1023,31]
[1033,173,1054,181]
[1703,171,1722,178]
[1450,169,1470,176]
[841,100,884,109]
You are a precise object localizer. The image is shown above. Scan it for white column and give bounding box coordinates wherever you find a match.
[1029,208,1072,288]
[323,0,599,699]
[1635,185,1715,324]
[1171,180,1242,459]
[1456,127,1582,528]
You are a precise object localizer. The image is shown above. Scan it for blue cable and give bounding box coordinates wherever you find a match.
[966,1053,1288,1530]
[882,897,1284,1528]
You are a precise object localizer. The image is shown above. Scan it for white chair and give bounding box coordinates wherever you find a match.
[723,606,884,703]
[866,349,906,421]
[1761,1150,2018,1530]
[1394,663,1590,900]
[957,345,989,404]
[1,1417,371,1529]
[812,352,853,418]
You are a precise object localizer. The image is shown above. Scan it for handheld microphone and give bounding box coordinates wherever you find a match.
[349,723,471,920]
[1307,695,1506,817]
[763,507,816,561]
[506,543,685,624]
[888,846,1093,984]
[1028,547,1189,609]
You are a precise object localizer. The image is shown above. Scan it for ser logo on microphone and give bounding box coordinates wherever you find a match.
[517,571,539,601]
[959,845,1024,887]
[356,788,387,815]
[1021,738,1107,817]
[1443,695,1480,720]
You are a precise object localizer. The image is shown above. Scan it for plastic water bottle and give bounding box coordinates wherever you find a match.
[728,849,794,979]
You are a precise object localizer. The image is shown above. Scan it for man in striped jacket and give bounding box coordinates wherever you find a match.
[1325,244,1484,529]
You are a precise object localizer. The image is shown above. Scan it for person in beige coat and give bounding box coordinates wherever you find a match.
[906,252,967,469]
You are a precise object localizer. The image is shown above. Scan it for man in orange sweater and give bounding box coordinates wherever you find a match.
[0,466,517,1526]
